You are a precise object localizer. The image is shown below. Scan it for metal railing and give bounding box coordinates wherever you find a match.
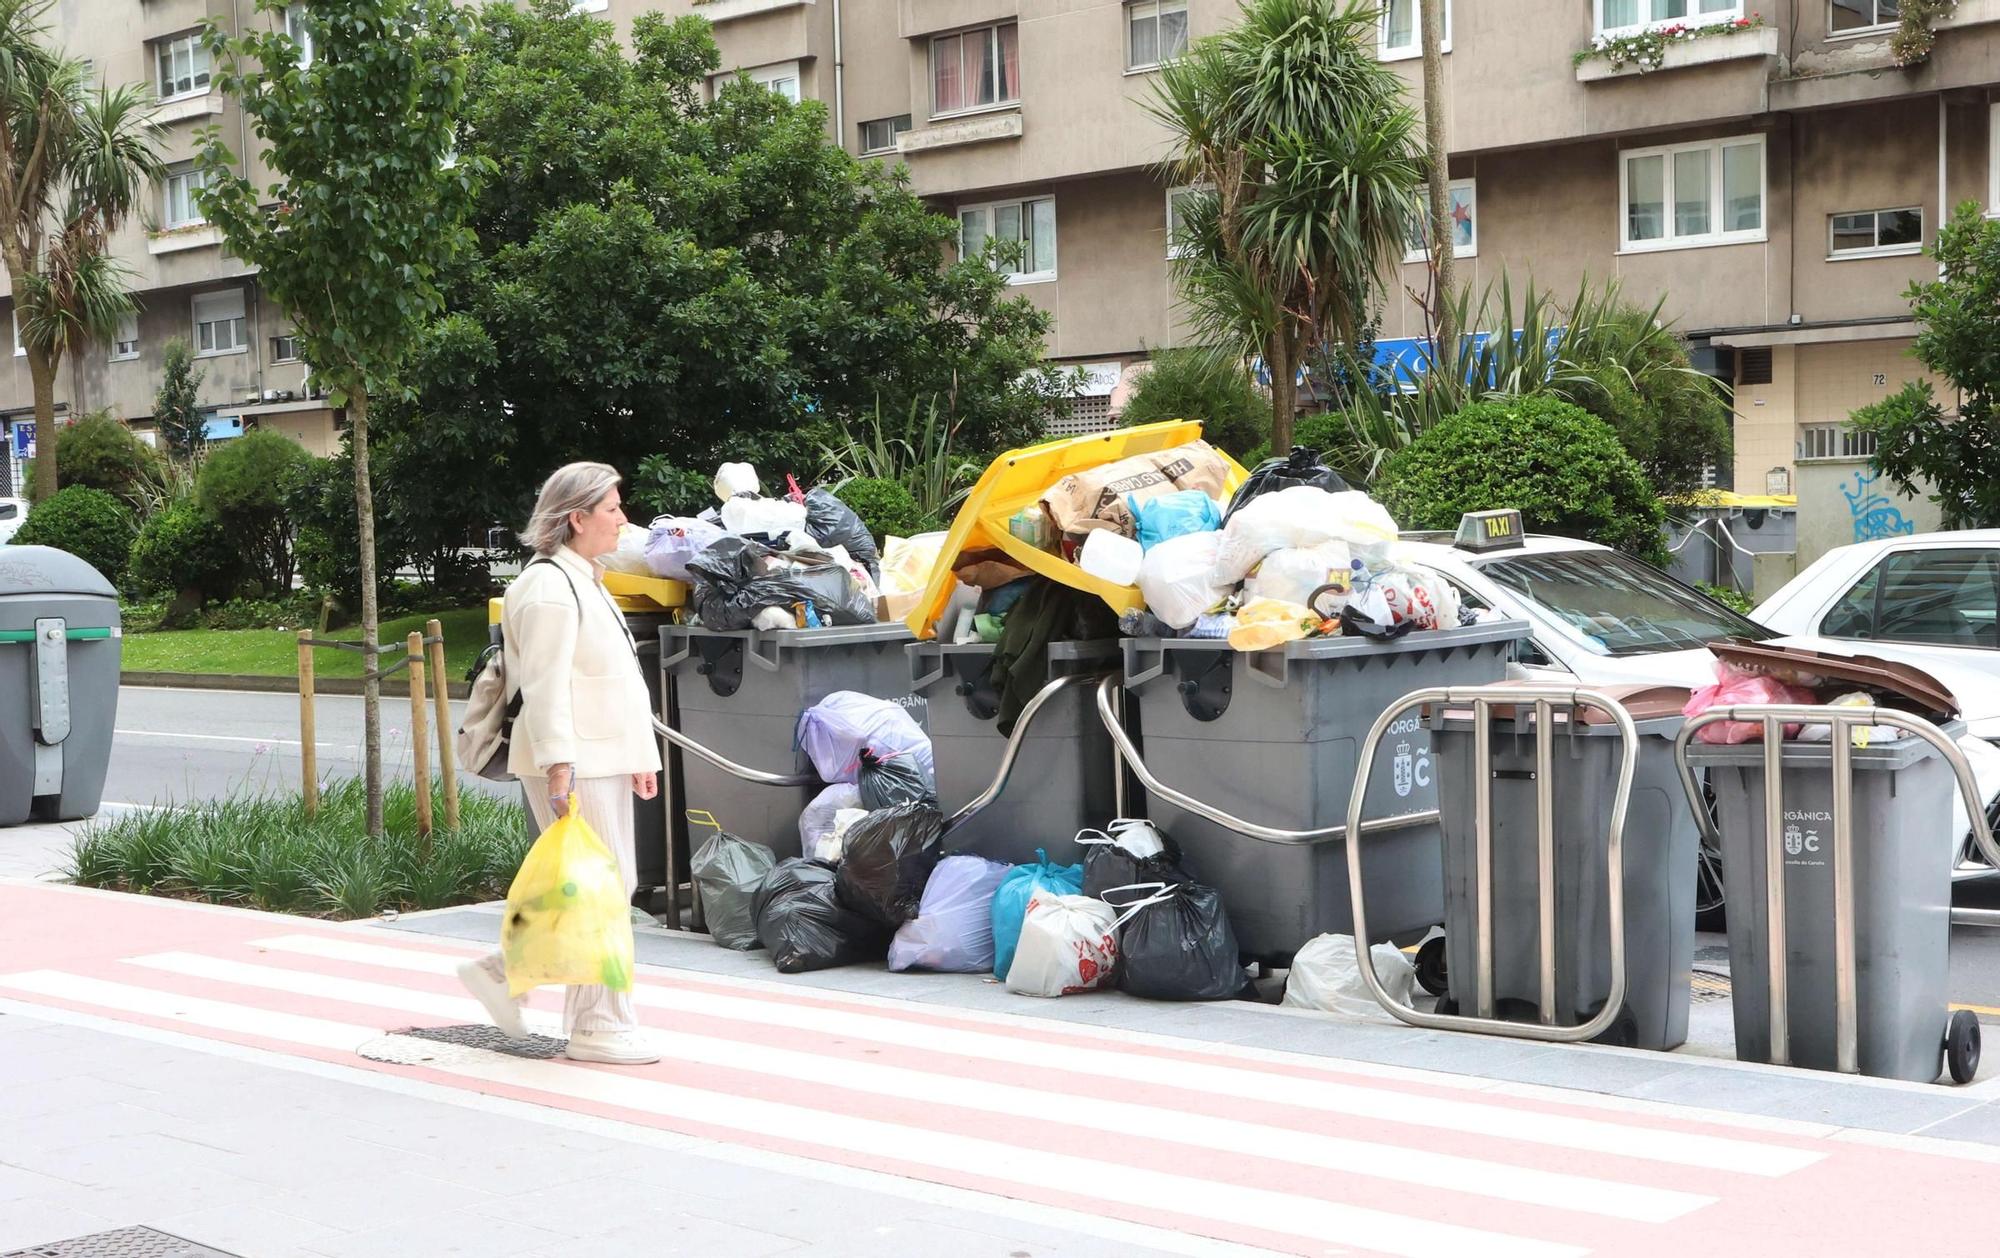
[1672,705,2000,1073]
[1346,685,1640,1043]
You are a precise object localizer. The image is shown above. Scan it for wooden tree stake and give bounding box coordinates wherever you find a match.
[297,629,318,817]
[427,619,460,831]
[407,630,433,844]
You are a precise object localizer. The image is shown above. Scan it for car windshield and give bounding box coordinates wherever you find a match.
[1478,550,1773,657]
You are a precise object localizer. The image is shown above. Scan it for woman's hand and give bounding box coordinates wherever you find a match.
[632,771,658,801]
[547,763,574,817]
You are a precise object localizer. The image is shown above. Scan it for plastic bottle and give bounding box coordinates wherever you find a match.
[1078,529,1143,587]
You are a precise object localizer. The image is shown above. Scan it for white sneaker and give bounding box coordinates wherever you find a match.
[456,959,528,1041]
[564,1030,660,1065]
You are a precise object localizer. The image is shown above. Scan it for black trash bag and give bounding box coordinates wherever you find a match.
[804,487,882,581]
[1221,446,1350,524]
[686,535,877,631]
[857,747,937,811]
[751,858,892,974]
[1340,601,1417,642]
[834,803,945,929]
[1107,882,1247,1001]
[689,830,778,951]
[1080,834,1195,901]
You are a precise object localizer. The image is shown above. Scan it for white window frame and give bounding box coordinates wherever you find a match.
[191,290,248,359]
[1618,134,1766,253]
[154,32,211,102]
[1379,0,1450,62]
[1799,423,1879,461]
[1165,184,1209,260]
[1404,178,1479,262]
[930,22,1021,120]
[161,166,207,230]
[1829,0,1899,36]
[858,115,912,155]
[745,61,802,103]
[1125,0,1190,72]
[270,332,301,363]
[1828,206,1924,260]
[959,196,1057,284]
[285,4,314,68]
[110,312,139,362]
[1595,0,1742,39]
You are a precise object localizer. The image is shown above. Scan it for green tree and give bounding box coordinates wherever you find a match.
[53,410,159,509]
[0,0,165,500]
[1852,202,2000,527]
[195,430,310,592]
[1148,0,1425,452]
[12,484,135,581]
[154,338,207,465]
[374,1,1060,563]
[199,0,478,836]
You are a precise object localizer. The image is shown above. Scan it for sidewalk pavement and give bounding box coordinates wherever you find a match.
[1,820,78,881]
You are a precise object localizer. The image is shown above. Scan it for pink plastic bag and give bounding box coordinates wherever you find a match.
[1682,663,1819,744]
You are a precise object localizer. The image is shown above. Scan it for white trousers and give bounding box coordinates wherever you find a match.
[482,773,639,1036]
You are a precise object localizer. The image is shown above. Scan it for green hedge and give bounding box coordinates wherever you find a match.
[12,486,137,583]
[127,501,242,606]
[835,476,928,540]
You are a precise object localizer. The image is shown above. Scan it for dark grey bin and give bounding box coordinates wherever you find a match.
[1433,705,1696,1049]
[1690,730,1961,1082]
[910,639,1118,865]
[660,623,923,863]
[1121,620,1526,960]
[623,611,677,898]
[0,546,122,825]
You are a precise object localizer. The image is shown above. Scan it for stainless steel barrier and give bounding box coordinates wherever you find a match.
[1672,705,2000,1073]
[1347,686,1641,1043]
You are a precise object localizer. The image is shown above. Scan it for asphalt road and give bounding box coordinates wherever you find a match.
[95,685,2000,1012]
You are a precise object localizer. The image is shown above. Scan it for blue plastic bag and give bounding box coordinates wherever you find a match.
[990,848,1085,981]
[1130,489,1222,551]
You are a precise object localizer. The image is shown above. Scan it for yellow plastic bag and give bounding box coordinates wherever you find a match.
[1228,598,1317,652]
[500,802,635,998]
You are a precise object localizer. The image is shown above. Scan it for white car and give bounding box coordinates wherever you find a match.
[0,496,23,545]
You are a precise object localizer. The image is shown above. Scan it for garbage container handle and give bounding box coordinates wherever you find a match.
[649,715,816,788]
[1090,676,1438,847]
[747,635,785,673]
[1347,685,1640,1045]
[659,635,691,672]
[1672,704,2000,1074]
[942,672,1104,835]
[1123,640,1167,689]
[908,640,947,692]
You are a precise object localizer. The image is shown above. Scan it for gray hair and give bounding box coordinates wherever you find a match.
[521,462,622,557]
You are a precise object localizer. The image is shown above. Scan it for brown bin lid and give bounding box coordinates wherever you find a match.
[1709,639,1959,717]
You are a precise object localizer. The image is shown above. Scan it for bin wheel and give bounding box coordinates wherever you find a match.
[1947,1010,1982,1085]
[1415,937,1449,998]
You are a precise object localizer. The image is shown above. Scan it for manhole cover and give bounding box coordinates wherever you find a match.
[368,1023,567,1061]
[1,1226,243,1257]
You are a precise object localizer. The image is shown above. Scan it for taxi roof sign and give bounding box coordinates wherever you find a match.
[1455,509,1525,553]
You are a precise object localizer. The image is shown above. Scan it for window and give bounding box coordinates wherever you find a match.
[285,4,313,68]
[931,23,1020,116]
[1800,423,1879,461]
[1821,549,2000,647]
[270,333,300,363]
[162,166,207,229]
[1166,185,1208,259]
[1620,135,1764,251]
[192,290,247,357]
[859,115,911,154]
[1379,0,1450,60]
[1126,0,1188,70]
[1598,0,1740,36]
[1829,206,1922,258]
[959,197,1056,283]
[1831,0,1899,33]
[1405,179,1478,261]
[1738,345,1773,385]
[110,313,138,362]
[746,62,801,103]
[154,33,211,100]
[1480,550,1773,658]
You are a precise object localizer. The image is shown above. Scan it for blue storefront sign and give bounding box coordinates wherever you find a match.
[12,421,33,460]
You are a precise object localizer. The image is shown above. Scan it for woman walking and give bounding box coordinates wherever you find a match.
[458,462,662,1065]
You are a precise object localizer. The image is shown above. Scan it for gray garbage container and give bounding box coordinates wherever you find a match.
[624,611,677,899]
[1121,620,1526,960]
[0,546,122,825]
[1689,728,1965,1082]
[910,639,1118,865]
[1432,694,1696,1049]
[661,623,923,862]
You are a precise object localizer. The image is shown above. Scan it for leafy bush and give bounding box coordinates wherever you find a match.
[54,411,161,509]
[197,431,312,593]
[1374,396,1668,563]
[12,486,137,583]
[127,501,243,605]
[834,476,927,541]
[631,455,713,520]
[818,397,982,527]
[1557,301,1732,499]
[286,451,416,607]
[1118,350,1270,459]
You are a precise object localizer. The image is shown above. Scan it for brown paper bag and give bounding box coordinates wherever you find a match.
[1040,440,1230,537]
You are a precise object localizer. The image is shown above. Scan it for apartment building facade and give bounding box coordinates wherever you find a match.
[9,0,2000,500]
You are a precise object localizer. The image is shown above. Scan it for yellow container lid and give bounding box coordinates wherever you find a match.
[487,597,504,627]
[603,570,689,610]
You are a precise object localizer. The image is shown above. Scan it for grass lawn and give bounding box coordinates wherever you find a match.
[121,605,490,681]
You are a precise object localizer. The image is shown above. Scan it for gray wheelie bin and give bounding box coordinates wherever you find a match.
[1118,620,1526,961]
[1432,688,1696,1049]
[1683,713,1985,1083]
[910,639,1118,864]
[661,623,922,864]
[623,611,678,901]
[0,546,122,825]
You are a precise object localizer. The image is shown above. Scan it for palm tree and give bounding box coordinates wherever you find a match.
[1149,0,1425,452]
[0,0,164,499]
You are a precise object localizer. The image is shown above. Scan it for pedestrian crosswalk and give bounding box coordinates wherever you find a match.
[0,882,1992,1258]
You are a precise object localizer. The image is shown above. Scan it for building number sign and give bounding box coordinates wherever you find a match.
[1873,373,1887,386]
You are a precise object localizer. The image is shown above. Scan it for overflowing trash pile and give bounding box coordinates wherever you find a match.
[1685,644,1969,747]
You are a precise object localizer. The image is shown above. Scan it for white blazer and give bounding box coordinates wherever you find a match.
[502,545,662,780]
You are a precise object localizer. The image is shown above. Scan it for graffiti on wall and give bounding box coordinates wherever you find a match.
[1841,470,1917,543]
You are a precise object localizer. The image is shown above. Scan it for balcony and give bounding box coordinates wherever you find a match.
[150,90,224,126]
[1575,25,1780,83]
[147,224,224,255]
[898,110,1023,154]
[691,0,811,24]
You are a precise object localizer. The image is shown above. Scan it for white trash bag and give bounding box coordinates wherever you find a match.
[721,494,810,540]
[602,523,655,576]
[1244,539,1353,609]
[796,692,934,784]
[1004,892,1121,997]
[798,782,862,857]
[1282,933,1418,1021]
[888,854,1013,973]
[645,516,727,581]
[1138,530,1227,631]
[1211,487,1399,586]
[714,462,761,501]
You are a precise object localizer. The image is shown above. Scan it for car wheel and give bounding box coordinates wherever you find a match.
[1695,838,1726,934]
